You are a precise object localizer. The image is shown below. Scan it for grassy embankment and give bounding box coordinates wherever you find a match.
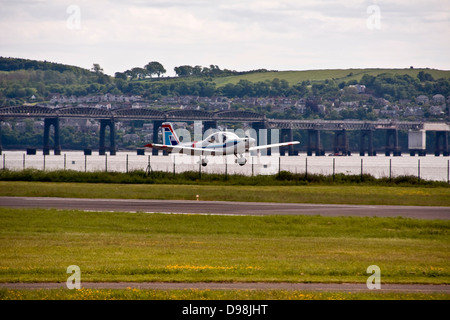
[0,208,448,284]
[0,169,449,206]
[211,68,450,86]
[1,288,448,300]
[0,181,449,206]
[147,68,450,87]
[0,170,448,300]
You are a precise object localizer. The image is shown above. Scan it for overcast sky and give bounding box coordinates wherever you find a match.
[1,0,449,76]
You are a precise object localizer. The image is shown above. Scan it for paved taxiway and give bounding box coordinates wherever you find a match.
[0,196,448,219]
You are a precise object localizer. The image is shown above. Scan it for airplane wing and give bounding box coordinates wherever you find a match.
[249,141,300,151]
[144,143,219,156]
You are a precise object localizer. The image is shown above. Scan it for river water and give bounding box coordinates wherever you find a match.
[1,150,449,182]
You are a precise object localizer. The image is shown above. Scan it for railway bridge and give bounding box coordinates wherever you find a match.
[0,105,448,156]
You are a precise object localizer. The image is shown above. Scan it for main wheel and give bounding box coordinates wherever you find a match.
[237,157,247,166]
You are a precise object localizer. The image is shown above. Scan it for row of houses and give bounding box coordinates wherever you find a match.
[40,93,449,121]
[47,95,311,112]
[379,104,448,118]
[48,92,448,109]
[160,96,308,109]
[49,93,143,104]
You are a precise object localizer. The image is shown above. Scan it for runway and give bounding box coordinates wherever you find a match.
[0,196,449,219]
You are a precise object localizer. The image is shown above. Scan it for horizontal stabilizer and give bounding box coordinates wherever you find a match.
[144,143,219,156]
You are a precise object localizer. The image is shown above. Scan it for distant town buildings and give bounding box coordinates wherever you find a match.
[348,84,366,94]
[49,93,143,105]
[29,89,448,122]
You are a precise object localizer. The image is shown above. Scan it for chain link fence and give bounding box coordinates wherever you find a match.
[1,151,449,183]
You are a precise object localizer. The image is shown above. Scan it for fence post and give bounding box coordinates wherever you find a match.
[23,154,26,170]
[389,159,392,182]
[145,155,152,175]
[305,157,308,179]
[173,156,176,177]
[447,160,449,184]
[418,159,421,182]
[105,153,108,172]
[278,156,281,176]
[361,158,363,180]
[64,153,66,170]
[126,154,129,173]
[43,154,46,171]
[85,154,87,172]
[332,158,335,182]
[2,154,5,170]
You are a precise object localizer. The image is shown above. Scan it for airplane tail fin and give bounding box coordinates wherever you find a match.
[162,122,180,146]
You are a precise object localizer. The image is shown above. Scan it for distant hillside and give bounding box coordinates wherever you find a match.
[212,68,450,87]
[0,57,111,104]
[0,57,93,76]
[1,57,449,117]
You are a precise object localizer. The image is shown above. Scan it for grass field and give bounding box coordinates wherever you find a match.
[1,180,449,300]
[142,68,450,87]
[1,208,448,285]
[207,68,450,86]
[1,288,448,300]
[0,181,449,207]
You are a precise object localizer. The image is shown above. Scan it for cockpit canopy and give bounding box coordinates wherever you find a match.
[206,132,240,144]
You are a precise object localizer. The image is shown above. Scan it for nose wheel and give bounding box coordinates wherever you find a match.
[198,157,208,167]
[235,154,247,166]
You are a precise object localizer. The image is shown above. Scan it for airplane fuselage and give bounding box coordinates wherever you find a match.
[144,122,299,166]
[189,138,251,155]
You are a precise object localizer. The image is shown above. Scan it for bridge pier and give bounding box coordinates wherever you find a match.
[280,128,296,156]
[334,130,350,155]
[307,130,324,156]
[435,131,449,156]
[99,119,116,156]
[408,130,426,156]
[203,121,217,134]
[385,129,401,156]
[152,120,163,155]
[43,118,61,155]
[360,130,375,156]
[251,122,269,155]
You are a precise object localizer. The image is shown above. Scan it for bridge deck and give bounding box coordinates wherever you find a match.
[1,106,447,131]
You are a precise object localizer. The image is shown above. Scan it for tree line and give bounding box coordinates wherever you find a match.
[1,57,449,110]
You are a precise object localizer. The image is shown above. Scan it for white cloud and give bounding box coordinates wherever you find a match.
[0,0,448,75]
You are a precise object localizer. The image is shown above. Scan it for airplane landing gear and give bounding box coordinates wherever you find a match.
[235,154,247,166]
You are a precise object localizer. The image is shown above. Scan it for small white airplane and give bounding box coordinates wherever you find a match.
[145,122,299,166]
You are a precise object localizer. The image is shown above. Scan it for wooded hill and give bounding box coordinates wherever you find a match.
[1,57,449,110]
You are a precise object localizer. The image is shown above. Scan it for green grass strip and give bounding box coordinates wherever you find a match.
[0,181,449,206]
[1,208,449,284]
[1,288,448,300]
[1,169,449,187]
